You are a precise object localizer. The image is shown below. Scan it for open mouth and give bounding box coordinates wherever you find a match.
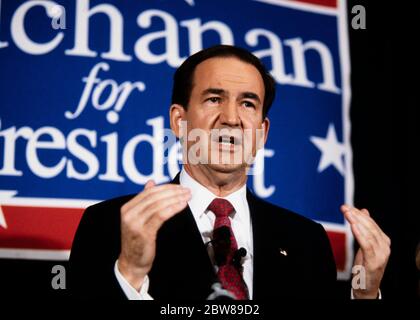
[219,136,235,145]
[216,134,243,147]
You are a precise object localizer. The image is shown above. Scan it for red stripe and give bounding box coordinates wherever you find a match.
[326,230,346,271]
[294,0,337,8]
[1,206,347,272]
[0,206,84,250]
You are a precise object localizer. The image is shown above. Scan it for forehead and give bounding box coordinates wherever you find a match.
[192,57,265,96]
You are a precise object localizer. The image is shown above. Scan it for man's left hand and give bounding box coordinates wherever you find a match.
[341,205,391,299]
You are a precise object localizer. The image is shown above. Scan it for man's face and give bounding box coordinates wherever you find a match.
[176,56,269,174]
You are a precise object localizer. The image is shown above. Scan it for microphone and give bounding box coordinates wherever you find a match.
[213,226,231,245]
[207,226,247,268]
[233,247,247,270]
[208,226,231,266]
[206,228,248,300]
[206,248,247,300]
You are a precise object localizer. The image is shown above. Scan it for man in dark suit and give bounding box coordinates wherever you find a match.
[69,45,390,300]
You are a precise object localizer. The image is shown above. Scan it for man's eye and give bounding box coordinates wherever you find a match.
[206,97,221,104]
[243,101,256,108]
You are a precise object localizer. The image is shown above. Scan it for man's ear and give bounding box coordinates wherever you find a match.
[262,117,270,145]
[169,104,186,138]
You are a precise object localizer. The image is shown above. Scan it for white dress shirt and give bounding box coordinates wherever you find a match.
[115,168,254,300]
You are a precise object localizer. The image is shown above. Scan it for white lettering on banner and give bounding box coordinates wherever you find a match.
[65,0,131,61]
[98,133,124,182]
[252,149,275,198]
[246,29,340,93]
[0,125,32,176]
[64,62,146,124]
[284,38,341,94]
[66,129,99,180]
[122,117,171,185]
[26,127,67,179]
[0,118,274,198]
[1,1,341,93]
[0,1,339,200]
[11,0,64,55]
[245,29,294,84]
[0,117,168,184]
[134,9,185,67]
[180,18,234,54]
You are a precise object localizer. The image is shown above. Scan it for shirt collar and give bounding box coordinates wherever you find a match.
[179,168,248,222]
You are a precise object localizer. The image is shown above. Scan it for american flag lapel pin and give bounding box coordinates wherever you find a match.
[279,248,288,256]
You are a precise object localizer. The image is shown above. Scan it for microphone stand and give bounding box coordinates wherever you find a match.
[207,282,237,300]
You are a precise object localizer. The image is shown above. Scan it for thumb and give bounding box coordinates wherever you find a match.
[144,180,155,190]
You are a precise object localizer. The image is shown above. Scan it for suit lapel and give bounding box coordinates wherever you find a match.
[247,189,290,300]
[247,189,270,300]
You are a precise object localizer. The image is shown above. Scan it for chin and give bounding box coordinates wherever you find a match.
[206,162,246,174]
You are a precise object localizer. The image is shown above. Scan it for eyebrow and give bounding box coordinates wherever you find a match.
[201,88,227,97]
[201,88,262,104]
[240,92,261,105]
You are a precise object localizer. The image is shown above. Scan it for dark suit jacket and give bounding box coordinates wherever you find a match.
[68,175,337,300]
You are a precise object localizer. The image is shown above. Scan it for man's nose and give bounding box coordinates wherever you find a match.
[219,101,240,126]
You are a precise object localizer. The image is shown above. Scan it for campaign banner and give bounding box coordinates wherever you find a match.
[0,0,353,279]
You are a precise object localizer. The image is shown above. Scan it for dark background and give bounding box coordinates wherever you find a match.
[0,0,418,300]
[347,0,418,299]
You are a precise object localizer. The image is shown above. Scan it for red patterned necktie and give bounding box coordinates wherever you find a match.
[208,198,249,300]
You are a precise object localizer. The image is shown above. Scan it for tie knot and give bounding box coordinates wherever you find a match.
[208,198,235,218]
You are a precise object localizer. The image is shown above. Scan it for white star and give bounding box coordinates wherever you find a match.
[310,124,346,176]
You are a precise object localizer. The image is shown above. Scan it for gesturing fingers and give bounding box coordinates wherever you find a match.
[341,205,388,244]
[144,200,190,232]
[144,180,155,190]
[118,182,192,288]
[129,188,191,225]
[342,206,382,247]
[360,208,370,216]
[122,184,187,213]
[349,221,375,260]
[123,187,190,225]
[341,205,391,267]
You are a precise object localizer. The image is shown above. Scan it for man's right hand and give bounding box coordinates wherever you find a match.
[117,180,191,290]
